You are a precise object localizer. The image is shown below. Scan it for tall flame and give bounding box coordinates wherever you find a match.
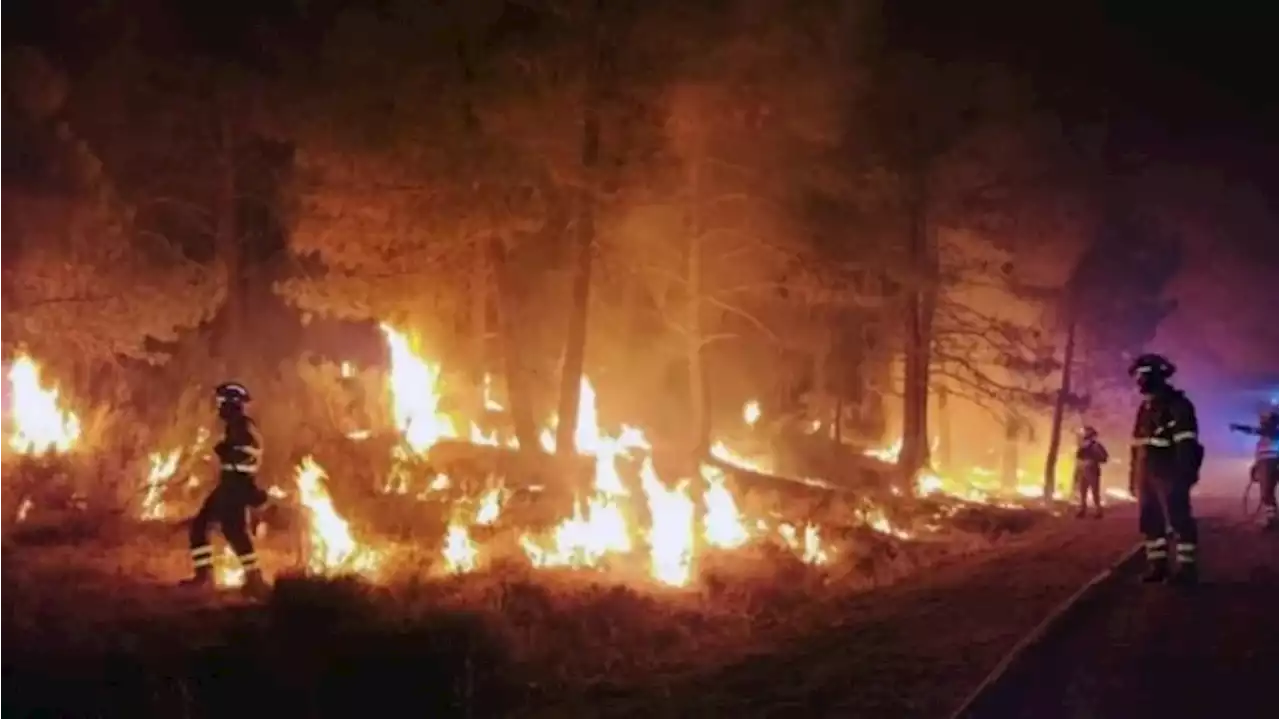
[296,456,379,575]
[381,325,457,452]
[373,329,830,585]
[6,356,80,454]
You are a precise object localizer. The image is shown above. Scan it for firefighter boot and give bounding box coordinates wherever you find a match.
[242,569,271,600]
[1141,538,1169,583]
[179,565,213,588]
[1262,506,1278,531]
[1169,542,1198,586]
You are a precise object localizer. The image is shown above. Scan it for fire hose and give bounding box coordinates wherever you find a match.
[946,540,1145,719]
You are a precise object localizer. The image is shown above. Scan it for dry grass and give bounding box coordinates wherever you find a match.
[0,494,1081,719]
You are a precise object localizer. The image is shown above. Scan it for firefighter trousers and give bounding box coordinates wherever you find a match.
[189,473,267,575]
[1137,470,1197,568]
[1256,459,1278,524]
[1075,467,1101,510]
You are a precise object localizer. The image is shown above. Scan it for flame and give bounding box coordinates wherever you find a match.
[296,456,379,575]
[382,325,458,452]
[216,547,245,588]
[701,465,749,549]
[141,449,182,520]
[371,328,831,585]
[861,437,1130,507]
[212,456,379,588]
[443,376,768,585]
[5,356,80,454]
[474,486,502,526]
[742,400,761,426]
[482,374,503,412]
[442,524,478,573]
[778,523,829,564]
[640,458,695,585]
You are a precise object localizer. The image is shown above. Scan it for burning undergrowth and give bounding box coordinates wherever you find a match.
[3,331,1082,596]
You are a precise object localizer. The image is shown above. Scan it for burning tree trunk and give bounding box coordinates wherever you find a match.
[554,0,605,458]
[1043,314,1078,501]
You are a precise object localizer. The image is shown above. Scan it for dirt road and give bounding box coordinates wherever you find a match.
[959,500,1279,719]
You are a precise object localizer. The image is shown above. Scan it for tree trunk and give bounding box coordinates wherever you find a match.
[899,168,934,486]
[487,237,541,454]
[1001,411,1020,491]
[456,41,495,430]
[684,161,710,454]
[936,383,952,472]
[682,161,709,554]
[553,0,605,458]
[215,106,240,371]
[813,331,829,435]
[1043,316,1078,501]
[469,240,489,423]
[833,391,844,445]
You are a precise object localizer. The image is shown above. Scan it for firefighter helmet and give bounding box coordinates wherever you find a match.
[1262,403,1279,425]
[214,381,252,408]
[1127,353,1176,380]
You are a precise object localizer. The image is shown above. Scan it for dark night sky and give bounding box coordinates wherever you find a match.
[9,1,1273,133]
[6,0,1274,239]
[890,0,1275,191]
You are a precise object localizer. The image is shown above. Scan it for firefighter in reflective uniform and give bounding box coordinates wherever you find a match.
[1073,426,1109,518]
[181,382,270,596]
[1127,354,1203,584]
[1231,405,1279,530]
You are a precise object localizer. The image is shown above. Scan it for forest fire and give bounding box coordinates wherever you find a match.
[378,323,829,586]
[4,338,1114,589]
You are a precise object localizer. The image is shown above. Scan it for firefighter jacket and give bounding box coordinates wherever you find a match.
[215,415,264,476]
[1130,389,1202,483]
[1075,440,1109,468]
[1232,421,1280,462]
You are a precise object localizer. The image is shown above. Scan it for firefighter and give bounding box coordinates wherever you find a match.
[1230,404,1279,530]
[1073,426,1109,518]
[181,382,270,596]
[1127,354,1204,585]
